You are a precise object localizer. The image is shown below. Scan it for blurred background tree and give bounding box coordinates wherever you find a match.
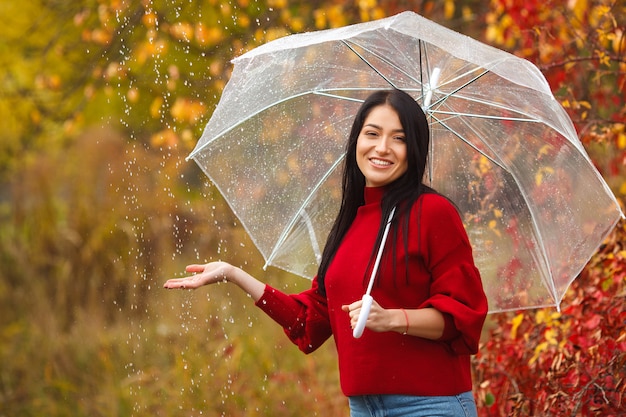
[0,0,623,416]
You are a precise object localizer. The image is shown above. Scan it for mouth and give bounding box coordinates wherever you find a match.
[369,158,392,167]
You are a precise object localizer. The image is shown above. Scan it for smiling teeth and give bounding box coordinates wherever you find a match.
[371,159,391,166]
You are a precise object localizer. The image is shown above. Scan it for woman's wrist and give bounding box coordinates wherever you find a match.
[400,308,409,335]
[392,308,409,335]
[228,266,265,301]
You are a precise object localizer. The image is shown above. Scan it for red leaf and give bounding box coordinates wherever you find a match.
[583,314,602,330]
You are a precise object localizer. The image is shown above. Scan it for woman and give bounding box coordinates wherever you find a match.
[164,89,488,416]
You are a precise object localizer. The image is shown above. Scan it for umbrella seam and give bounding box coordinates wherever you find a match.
[263,154,346,271]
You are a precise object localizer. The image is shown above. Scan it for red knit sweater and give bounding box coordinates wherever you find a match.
[255,186,488,396]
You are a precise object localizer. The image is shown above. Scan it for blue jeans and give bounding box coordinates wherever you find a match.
[348,391,478,417]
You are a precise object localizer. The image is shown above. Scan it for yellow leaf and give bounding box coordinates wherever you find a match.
[510,313,524,339]
[127,88,139,103]
[289,17,305,32]
[327,5,347,28]
[612,28,624,54]
[569,0,588,23]
[538,144,551,156]
[488,219,501,237]
[462,7,474,21]
[529,341,548,365]
[444,0,455,19]
[171,98,206,124]
[485,25,498,43]
[195,23,224,46]
[237,14,251,29]
[181,129,194,145]
[535,310,546,324]
[371,7,386,21]
[478,155,490,174]
[535,166,554,186]
[150,97,164,119]
[150,129,178,148]
[545,328,558,344]
[142,11,157,28]
[313,9,327,29]
[170,22,194,42]
[268,0,287,8]
[590,4,610,26]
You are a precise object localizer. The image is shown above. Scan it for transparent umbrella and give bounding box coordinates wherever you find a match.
[188,11,623,313]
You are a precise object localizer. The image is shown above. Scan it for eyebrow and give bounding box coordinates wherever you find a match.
[363,123,405,133]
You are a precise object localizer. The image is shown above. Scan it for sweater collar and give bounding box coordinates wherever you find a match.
[364,186,387,205]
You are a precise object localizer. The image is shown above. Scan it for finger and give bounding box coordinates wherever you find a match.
[185,264,206,273]
[163,277,197,289]
[345,300,363,312]
[163,278,182,288]
[164,280,186,289]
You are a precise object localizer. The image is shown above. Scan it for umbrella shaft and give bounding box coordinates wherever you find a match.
[365,207,396,296]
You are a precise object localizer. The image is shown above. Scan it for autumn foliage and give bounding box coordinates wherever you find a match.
[486,0,626,195]
[472,1,626,415]
[0,0,624,416]
[473,220,626,416]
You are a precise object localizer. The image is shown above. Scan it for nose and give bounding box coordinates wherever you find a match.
[375,136,391,154]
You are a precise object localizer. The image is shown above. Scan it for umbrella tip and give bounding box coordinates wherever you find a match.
[423,67,441,108]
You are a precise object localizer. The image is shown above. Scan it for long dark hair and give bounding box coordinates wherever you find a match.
[317,89,434,295]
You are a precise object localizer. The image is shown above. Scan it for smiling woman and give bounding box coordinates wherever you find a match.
[355,104,408,188]
[165,89,488,417]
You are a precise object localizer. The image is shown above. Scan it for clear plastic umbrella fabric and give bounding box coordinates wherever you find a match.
[189,11,623,313]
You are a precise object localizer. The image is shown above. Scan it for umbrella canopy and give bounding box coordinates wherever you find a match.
[189,11,623,313]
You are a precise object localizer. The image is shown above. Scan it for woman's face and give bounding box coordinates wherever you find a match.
[356,104,408,187]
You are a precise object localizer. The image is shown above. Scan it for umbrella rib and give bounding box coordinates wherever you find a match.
[432,87,543,122]
[341,40,399,89]
[432,109,540,123]
[189,87,393,160]
[301,208,322,264]
[342,39,431,92]
[434,116,508,172]
[420,39,435,185]
[312,90,367,102]
[433,115,560,304]
[428,60,542,123]
[188,91,317,160]
[428,67,491,110]
[264,154,346,271]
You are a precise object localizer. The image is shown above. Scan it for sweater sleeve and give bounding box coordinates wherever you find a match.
[254,278,332,354]
[417,195,488,355]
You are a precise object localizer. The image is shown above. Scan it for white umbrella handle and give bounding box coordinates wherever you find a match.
[352,294,373,338]
[353,207,396,339]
